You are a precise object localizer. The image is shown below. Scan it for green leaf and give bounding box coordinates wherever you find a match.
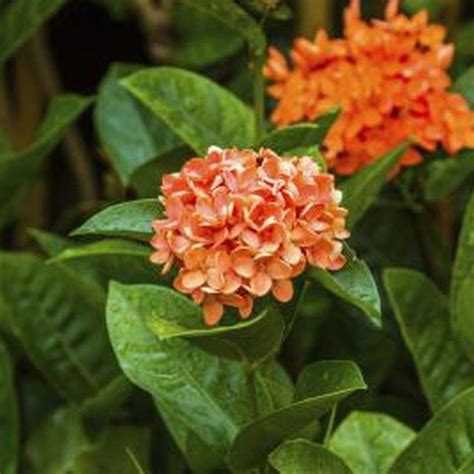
[79,375,134,421]
[341,143,410,229]
[0,95,92,228]
[0,252,119,403]
[389,387,474,473]
[228,360,367,470]
[238,0,293,20]
[95,63,182,185]
[74,426,151,474]
[308,247,381,326]
[453,66,474,108]
[402,0,442,15]
[72,199,159,240]
[329,411,415,474]
[424,151,474,201]
[122,67,255,155]
[26,407,151,474]
[0,341,19,474]
[33,230,159,287]
[384,268,474,411]
[270,439,352,474]
[143,284,285,364]
[0,0,67,68]
[451,190,474,362]
[180,0,265,55]
[172,2,244,69]
[53,239,151,262]
[260,109,340,154]
[106,281,286,471]
[25,409,91,473]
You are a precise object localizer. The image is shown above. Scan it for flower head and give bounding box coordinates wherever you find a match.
[265,0,474,175]
[150,147,349,325]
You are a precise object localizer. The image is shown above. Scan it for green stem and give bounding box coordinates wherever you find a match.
[323,404,338,447]
[254,52,265,143]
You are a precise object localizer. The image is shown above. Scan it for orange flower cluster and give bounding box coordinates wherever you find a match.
[150,147,349,325]
[264,0,474,175]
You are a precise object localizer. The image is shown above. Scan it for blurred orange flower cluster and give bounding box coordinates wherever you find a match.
[265,0,474,175]
[150,147,349,325]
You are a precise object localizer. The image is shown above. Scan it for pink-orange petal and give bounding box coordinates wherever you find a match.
[203,299,224,326]
[182,270,207,289]
[271,279,294,302]
[249,271,273,297]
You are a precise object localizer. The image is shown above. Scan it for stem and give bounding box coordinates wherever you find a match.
[323,404,338,447]
[254,53,265,143]
[296,0,333,37]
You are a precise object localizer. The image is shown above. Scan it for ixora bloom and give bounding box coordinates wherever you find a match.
[150,147,349,325]
[264,0,474,175]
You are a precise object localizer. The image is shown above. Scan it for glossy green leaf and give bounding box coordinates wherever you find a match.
[172,2,244,69]
[270,439,352,474]
[228,361,367,470]
[0,95,92,228]
[0,0,66,68]
[0,252,119,403]
[122,67,255,155]
[424,151,474,201]
[451,190,474,363]
[453,66,474,108]
[106,281,287,471]
[33,229,158,287]
[389,387,474,473]
[0,342,19,474]
[308,248,381,326]
[72,199,159,240]
[402,0,442,15]
[53,239,151,262]
[180,0,265,55]
[341,143,410,228]
[329,411,415,474]
[259,109,340,154]
[142,284,285,364]
[95,63,181,185]
[384,268,474,410]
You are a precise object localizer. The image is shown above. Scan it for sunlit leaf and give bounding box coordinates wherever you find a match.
[329,411,415,474]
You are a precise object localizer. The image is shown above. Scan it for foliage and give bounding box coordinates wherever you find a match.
[1,0,474,473]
